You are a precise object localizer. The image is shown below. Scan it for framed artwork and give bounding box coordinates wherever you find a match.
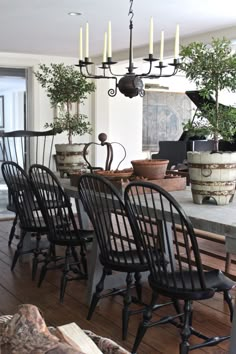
[0,96,4,128]
[142,91,193,151]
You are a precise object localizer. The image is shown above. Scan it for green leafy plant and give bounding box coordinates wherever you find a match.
[34,63,96,144]
[180,37,236,152]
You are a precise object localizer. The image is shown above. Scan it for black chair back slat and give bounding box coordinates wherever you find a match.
[1,161,46,232]
[29,164,78,244]
[0,129,56,170]
[78,173,145,267]
[124,181,208,297]
[0,128,56,247]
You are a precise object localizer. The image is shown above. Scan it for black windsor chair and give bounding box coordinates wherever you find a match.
[29,164,94,303]
[0,129,56,246]
[78,173,179,340]
[124,180,236,354]
[1,161,49,280]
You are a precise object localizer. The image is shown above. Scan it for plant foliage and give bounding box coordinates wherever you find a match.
[180,37,236,151]
[34,63,96,144]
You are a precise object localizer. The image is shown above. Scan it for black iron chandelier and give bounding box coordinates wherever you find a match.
[76,0,180,98]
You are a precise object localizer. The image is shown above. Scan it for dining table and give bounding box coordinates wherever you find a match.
[60,178,236,353]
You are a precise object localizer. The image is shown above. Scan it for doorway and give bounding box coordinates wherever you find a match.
[0,67,27,215]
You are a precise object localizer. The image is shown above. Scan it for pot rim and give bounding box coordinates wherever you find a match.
[131,159,169,165]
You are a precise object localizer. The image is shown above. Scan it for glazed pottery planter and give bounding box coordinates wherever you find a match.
[55,143,86,177]
[187,151,236,205]
[131,159,169,180]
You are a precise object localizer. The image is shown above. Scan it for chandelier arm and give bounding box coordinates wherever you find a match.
[108,66,130,77]
[85,65,109,79]
[139,89,145,97]
[140,61,180,79]
[108,77,118,97]
[136,60,154,78]
[142,72,178,80]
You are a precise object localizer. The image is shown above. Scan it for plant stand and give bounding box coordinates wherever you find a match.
[187,151,236,205]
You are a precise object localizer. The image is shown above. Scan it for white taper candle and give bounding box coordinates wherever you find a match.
[103,32,107,63]
[85,22,89,58]
[79,27,83,61]
[108,21,112,58]
[160,30,164,62]
[149,17,153,55]
[174,24,179,59]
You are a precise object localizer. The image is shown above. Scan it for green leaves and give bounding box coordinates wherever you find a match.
[183,105,236,141]
[34,63,95,106]
[34,63,96,144]
[45,112,92,144]
[180,38,236,150]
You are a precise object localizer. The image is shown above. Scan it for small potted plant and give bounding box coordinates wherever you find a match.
[34,63,95,176]
[180,37,236,205]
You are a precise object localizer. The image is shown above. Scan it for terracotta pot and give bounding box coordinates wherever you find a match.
[131,159,169,179]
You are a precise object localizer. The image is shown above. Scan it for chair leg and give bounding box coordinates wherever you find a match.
[179,300,192,354]
[173,299,183,323]
[60,246,71,303]
[122,273,133,340]
[32,233,42,281]
[32,256,38,281]
[223,290,234,322]
[225,252,232,273]
[11,230,26,270]
[38,263,48,288]
[8,214,18,246]
[49,243,56,257]
[134,272,142,302]
[87,268,108,320]
[71,246,82,274]
[132,291,158,354]
[38,246,52,287]
[80,244,88,276]
[60,274,68,303]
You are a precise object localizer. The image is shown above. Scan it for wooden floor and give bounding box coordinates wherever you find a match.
[0,219,235,354]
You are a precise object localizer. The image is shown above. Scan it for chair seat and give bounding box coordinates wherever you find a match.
[149,269,236,301]
[51,229,94,246]
[100,250,149,273]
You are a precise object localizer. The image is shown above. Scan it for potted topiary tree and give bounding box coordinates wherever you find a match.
[34,63,95,176]
[180,37,236,205]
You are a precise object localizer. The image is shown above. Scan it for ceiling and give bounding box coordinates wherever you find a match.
[0,0,236,59]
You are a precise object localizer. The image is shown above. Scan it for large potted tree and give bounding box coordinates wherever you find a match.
[180,37,236,205]
[34,63,95,176]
